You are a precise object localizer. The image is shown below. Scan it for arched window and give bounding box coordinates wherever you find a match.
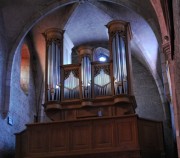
[93,47,110,62]
[93,47,111,96]
[20,44,30,94]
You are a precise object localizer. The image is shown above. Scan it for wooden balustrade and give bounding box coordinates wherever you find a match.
[15,115,165,158]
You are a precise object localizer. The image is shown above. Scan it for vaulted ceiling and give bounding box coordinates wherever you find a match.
[1,0,163,70]
[30,0,162,79]
[0,0,168,117]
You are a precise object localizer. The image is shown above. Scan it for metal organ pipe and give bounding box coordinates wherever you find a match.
[81,56,91,98]
[64,71,80,99]
[44,28,63,102]
[107,20,132,95]
[47,42,61,101]
[94,68,111,96]
[78,46,92,99]
[113,33,127,94]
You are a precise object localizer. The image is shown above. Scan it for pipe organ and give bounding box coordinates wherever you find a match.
[16,20,165,158]
[43,20,136,120]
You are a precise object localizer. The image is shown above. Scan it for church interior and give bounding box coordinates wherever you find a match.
[0,0,180,158]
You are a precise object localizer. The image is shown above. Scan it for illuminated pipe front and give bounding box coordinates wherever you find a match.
[78,46,92,99]
[43,28,64,102]
[107,20,133,95]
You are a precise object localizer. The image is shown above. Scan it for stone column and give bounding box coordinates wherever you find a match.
[171,0,180,157]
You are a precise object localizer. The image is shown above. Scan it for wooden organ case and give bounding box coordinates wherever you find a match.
[15,21,165,158]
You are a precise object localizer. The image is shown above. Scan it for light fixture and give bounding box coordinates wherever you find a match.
[99,56,106,62]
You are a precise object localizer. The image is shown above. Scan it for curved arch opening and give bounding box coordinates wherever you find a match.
[20,44,30,95]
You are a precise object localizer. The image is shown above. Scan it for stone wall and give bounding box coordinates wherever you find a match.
[132,56,175,158]
[0,40,37,158]
[0,9,7,115]
[132,56,164,120]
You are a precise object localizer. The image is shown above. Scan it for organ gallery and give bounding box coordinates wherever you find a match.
[15,20,165,158]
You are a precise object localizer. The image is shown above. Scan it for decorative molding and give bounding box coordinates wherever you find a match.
[106,20,132,40]
[77,45,93,61]
[94,64,110,76]
[64,69,79,79]
[162,41,172,61]
[43,28,64,45]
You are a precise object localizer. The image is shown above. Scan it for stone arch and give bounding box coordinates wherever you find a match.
[2,0,79,117]
[2,0,170,120]
[20,43,30,95]
[93,47,110,62]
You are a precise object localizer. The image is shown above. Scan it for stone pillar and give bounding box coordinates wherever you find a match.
[173,1,180,157]
[163,40,180,157]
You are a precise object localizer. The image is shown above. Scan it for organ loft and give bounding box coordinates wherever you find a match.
[16,20,165,158]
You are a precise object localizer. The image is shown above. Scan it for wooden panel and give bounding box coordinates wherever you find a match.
[50,124,68,152]
[21,131,27,157]
[77,107,111,118]
[93,120,114,148]
[15,131,27,158]
[141,151,165,158]
[98,107,111,117]
[77,107,98,118]
[46,110,64,121]
[28,126,49,154]
[16,115,164,158]
[156,122,164,151]
[115,105,134,116]
[70,122,92,151]
[115,118,138,149]
[65,110,76,120]
[138,120,163,150]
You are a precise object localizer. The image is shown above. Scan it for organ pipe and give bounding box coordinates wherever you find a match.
[94,68,111,96]
[112,33,127,94]
[44,28,64,102]
[78,46,92,99]
[107,20,132,95]
[81,56,91,98]
[64,71,80,99]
